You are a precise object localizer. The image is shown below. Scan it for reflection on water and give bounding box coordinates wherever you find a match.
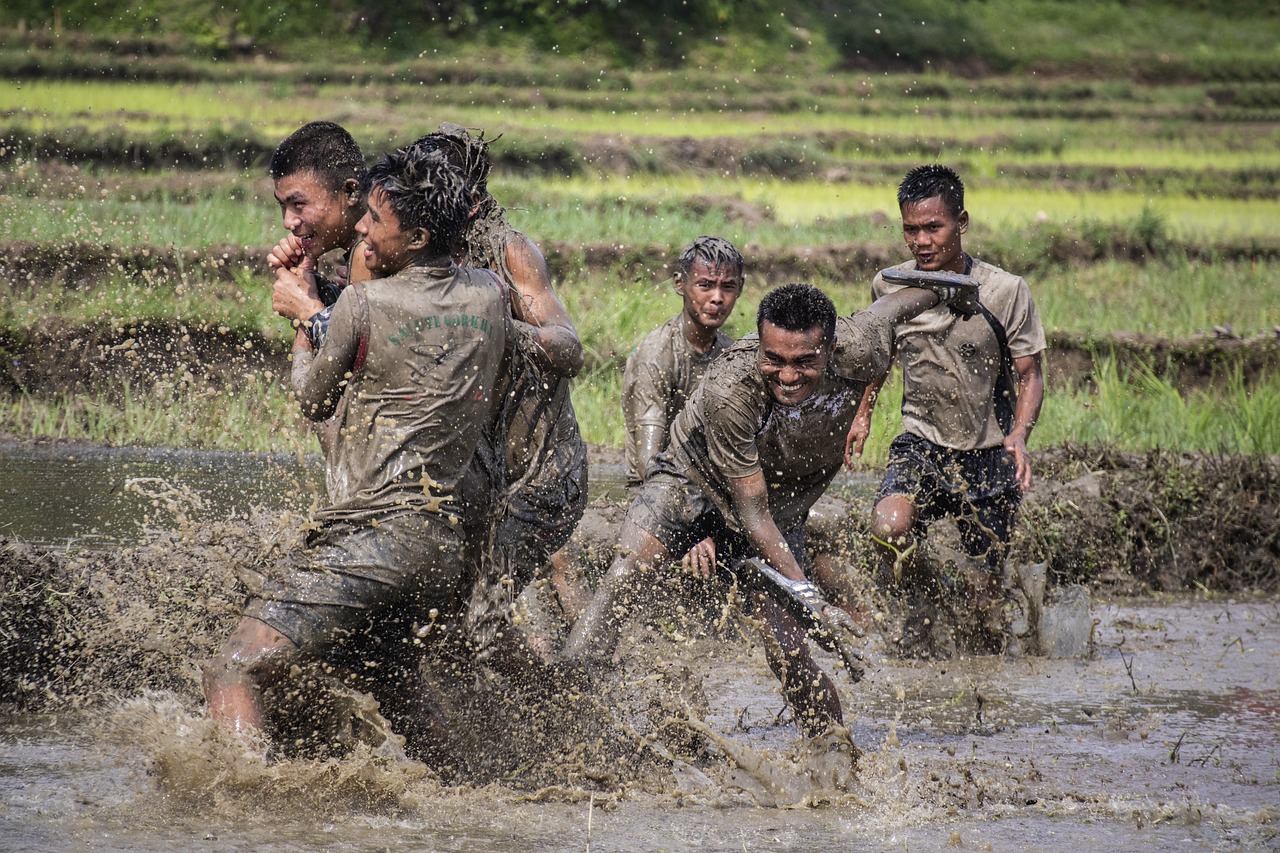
[0,440,324,547]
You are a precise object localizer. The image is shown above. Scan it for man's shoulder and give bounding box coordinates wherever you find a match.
[970,258,1027,291]
[629,316,682,362]
[701,338,764,401]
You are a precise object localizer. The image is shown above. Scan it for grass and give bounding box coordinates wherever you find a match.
[2,381,313,453]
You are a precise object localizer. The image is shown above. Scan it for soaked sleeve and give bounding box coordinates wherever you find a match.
[701,376,763,480]
[828,313,893,382]
[1002,277,1047,360]
[623,337,675,432]
[292,286,360,421]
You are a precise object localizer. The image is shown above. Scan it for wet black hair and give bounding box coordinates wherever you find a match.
[757,283,836,345]
[269,121,366,191]
[898,164,965,218]
[409,122,494,198]
[363,147,471,257]
[675,236,745,282]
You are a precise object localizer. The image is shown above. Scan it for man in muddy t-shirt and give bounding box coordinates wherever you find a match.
[406,125,588,655]
[203,146,508,741]
[564,282,966,739]
[623,236,744,485]
[846,164,1046,653]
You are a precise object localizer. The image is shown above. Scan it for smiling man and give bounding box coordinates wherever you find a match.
[845,164,1046,655]
[563,281,968,743]
[266,121,370,321]
[204,147,508,750]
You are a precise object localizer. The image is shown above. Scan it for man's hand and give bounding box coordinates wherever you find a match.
[1004,432,1033,492]
[267,234,307,271]
[680,537,717,580]
[844,380,882,469]
[272,258,325,324]
[844,411,871,469]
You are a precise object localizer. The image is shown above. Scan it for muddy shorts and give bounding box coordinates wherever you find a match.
[497,433,588,580]
[877,432,1021,565]
[628,470,807,573]
[245,513,463,653]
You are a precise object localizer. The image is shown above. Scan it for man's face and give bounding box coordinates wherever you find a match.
[900,195,968,273]
[354,189,423,277]
[758,320,830,406]
[273,170,361,258]
[676,259,743,332]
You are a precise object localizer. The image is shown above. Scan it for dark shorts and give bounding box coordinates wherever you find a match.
[877,432,1021,563]
[245,513,463,652]
[500,433,588,576]
[628,471,807,572]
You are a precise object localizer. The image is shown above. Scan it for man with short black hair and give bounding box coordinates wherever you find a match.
[204,146,509,744]
[845,164,1046,654]
[564,280,967,740]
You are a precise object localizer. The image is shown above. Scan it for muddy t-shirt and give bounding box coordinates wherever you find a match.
[623,315,733,482]
[662,313,893,533]
[873,258,1046,451]
[292,260,508,528]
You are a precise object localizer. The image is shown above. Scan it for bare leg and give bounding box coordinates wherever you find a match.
[755,592,843,737]
[869,493,922,586]
[203,616,297,738]
[546,546,593,622]
[561,522,670,663]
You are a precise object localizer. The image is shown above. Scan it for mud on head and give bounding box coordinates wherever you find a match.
[270,121,366,193]
[898,163,964,218]
[674,236,745,283]
[757,282,836,346]
[363,147,471,257]
[409,123,494,204]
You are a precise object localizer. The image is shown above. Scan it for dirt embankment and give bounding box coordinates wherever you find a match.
[2,240,1278,397]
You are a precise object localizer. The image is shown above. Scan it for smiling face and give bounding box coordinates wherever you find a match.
[354,188,427,277]
[676,259,743,333]
[273,170,362,259]
[900,194,968,274]
[758,320,830,406]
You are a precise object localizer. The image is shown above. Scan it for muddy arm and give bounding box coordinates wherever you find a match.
[728,471,806,582]
[504,236,584,377]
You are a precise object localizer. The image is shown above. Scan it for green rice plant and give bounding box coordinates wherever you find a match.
[2,380,311,453]
[1035,359,1280,456]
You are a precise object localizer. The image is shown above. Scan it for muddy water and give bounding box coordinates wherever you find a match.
[0,445,1277,851]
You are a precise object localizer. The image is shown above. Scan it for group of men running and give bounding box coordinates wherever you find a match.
[202,120,1046,755]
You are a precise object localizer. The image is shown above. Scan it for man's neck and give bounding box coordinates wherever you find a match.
[680,312,717,354]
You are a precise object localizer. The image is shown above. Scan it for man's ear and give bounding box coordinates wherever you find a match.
[958,209,969,233]
[468,190,483,220]
[343,178,361,206]
[407,228,429,250]
[673,271,685,295]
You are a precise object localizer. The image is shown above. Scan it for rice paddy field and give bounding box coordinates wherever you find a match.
[1,27,1278,459]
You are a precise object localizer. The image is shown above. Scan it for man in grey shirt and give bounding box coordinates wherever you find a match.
[846,164,1046,654]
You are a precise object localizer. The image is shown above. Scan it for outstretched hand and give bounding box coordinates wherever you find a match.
[843,413,871,469]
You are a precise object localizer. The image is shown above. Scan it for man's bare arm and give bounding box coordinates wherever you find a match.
[504,236,584,377]
[1005,353,1044,491]
[727,470,807,582]
[844,377,884,468]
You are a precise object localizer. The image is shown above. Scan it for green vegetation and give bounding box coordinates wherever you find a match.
[1,13,1277,458]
